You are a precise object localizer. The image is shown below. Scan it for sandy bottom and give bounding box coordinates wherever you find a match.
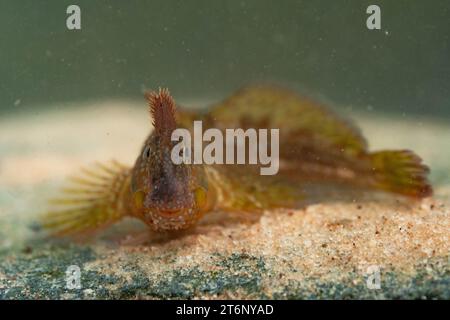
[0,100,449,299]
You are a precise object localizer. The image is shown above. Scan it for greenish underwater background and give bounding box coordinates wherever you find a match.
[0,0,449,117]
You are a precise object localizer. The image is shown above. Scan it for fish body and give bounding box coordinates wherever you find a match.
[43,86,432,236]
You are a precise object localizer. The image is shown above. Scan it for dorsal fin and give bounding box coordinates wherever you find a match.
[145,88,177,138]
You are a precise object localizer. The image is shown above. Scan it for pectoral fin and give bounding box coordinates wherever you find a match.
[41,160,131,236]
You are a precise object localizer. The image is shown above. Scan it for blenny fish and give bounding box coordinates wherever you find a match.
[42,85,432,235]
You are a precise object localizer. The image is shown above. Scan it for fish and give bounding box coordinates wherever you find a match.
[41,85,432,236]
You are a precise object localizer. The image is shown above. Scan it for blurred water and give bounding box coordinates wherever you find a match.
[0,0,449,117]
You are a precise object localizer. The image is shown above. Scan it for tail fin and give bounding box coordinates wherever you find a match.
[370,150,432,198]
[41,160,131,236]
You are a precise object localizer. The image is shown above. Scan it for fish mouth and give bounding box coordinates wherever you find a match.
[155,208,185,217]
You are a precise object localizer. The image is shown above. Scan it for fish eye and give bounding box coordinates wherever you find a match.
[181,146,191,160]
[143,145,151,159]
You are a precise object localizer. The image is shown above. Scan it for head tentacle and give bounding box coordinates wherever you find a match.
[145,88,177,139]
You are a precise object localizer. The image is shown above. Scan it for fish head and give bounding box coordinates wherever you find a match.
[131,88,208,230]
